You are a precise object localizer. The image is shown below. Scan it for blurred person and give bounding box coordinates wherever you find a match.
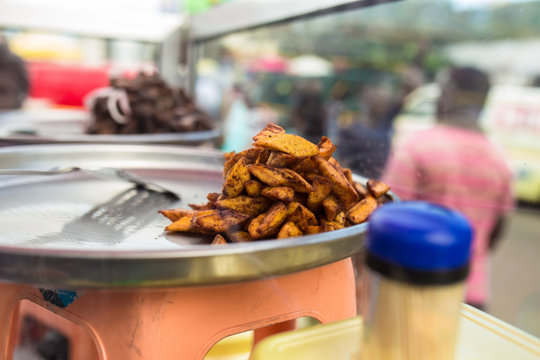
[382,66,515,311]
[531,74,540,87]
[0,34,29,109]
[291,79,326,144]
[337,65,425,179]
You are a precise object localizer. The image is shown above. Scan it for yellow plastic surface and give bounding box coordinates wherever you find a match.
[251,305,540,360]
[204,331,253,360]
[252,317,362,360]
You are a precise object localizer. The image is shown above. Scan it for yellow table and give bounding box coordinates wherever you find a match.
[251,305,540,360]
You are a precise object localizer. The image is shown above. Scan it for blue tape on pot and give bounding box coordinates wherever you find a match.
[366,201,473,272]
[39,289,78,308]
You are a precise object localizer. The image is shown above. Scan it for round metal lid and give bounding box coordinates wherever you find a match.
[0,144,373,289]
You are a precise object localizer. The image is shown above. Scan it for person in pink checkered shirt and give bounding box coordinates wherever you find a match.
[382,66,515,310]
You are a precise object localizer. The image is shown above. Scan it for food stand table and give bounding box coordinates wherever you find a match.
[251,305,540,359]
[0,144,369,359]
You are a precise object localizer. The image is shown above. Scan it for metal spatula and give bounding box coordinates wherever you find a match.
[0,166,180,199]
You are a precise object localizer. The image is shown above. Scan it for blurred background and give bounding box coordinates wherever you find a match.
[1,0,539,343]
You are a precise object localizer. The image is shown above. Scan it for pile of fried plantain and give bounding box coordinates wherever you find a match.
[159,124,392,244]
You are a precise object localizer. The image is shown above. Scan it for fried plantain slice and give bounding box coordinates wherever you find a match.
[353,181,368,199]
[255,148,271,164]
[189,209,219,227]
[328,157,341,169]
[303,172,317,182]
[346,196,378,224]
[266,151,299,168]
[327,221,344,230]
[247,213,265,239]
[165,213,212,234]
[228,231,253,243]
[305,225,322,235]
[248,164,313,193]
[307,175,333,211]
[253,123,286,141]
[378,193,394,205]
[245,179,264,197]
[367,179,391,198]
[159,208,193,222]
[288,201,318,226]
[317,136,337,160]
[223,158,251,198]
[277,221,303,239]
[333,211,346,228]
[224,151,236,160]
[207,192,221,202]
[324,216,345,230]
[286,204,308,232]
[223,148,261,178]
[261,186,295,203]
[215,196,271,216]
[254,133,319,158]
[320,222,335,233]
[341,168,354,184]
[313,156,359,210]
[223,151,236,176]
[194,210,251,233]
[211,234,228,245]
[322,195,341,222]
[292,157,317,174]
[165,215,194,232]
[249,202,288,239]
[189,202,216,211]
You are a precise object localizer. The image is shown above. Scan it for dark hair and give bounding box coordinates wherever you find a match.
[0,41,30,109]
[436,66,490,122]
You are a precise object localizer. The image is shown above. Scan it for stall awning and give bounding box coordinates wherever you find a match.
[0,1,184,43]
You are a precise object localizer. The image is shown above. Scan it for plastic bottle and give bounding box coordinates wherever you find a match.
[361,201,472,360]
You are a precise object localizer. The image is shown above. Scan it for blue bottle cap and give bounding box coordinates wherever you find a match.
[366,201,473,284]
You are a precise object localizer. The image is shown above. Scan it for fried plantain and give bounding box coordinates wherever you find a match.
[317,136,337,160]
[306,175,333,211]
[159,208,193,222]
[248,164,313,193]
[228,231,253,243]
[367,179,391,198]
[261,186,295,203]
[266,151,299,168]
[254,133,319,158]
[277,221,303,239]
[211,234,227,245]
[244,179,264,197]
[248,202,288,239]
[215,196,271,216]
[313,156,359,210]
[223,157,251,198]
[322,195,341,222]
[253,123,286,141]
[194,210,251,233]
[353,181,368,199]
[346,196,378,224]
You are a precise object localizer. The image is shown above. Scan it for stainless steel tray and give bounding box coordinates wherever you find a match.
[0,109,221,147]
[0,144,370,289]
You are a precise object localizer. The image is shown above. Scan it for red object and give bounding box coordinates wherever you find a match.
[249,56,289,73]
[26,62,111,107]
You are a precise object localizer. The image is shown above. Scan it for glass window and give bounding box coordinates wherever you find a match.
[193,0,540,336]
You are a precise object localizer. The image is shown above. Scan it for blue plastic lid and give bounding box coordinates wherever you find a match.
[366,201,473,271]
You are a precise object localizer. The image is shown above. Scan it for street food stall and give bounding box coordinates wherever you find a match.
[0,0,539,359]
[0,1,220,147]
